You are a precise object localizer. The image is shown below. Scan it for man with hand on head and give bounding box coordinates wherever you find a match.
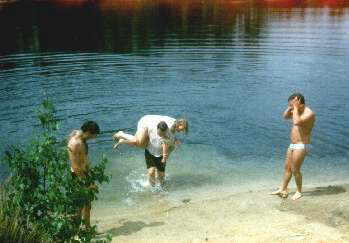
[271,93,315,200]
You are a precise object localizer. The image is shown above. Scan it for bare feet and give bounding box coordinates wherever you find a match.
[112,131,124,141]
[270,189,289,198]
[292,191,302,200]
[113,131,126,149]
[270,189,282,195]
[113,138,125,149]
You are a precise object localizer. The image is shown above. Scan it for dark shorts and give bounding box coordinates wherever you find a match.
[71,171,92,206]
[145,149,166,172]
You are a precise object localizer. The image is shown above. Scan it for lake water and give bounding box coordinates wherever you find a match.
[1,0,349,210]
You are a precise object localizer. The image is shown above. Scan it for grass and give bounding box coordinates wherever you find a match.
[0,189,47,243]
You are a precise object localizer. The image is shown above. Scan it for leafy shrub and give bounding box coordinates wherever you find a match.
[0,189,47,243]
[1,99,110,242]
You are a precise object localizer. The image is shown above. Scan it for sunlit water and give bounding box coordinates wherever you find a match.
[0,0,349,211]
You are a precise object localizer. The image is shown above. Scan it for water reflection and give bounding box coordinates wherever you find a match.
[0,0,348,55]
[1,0,349,192]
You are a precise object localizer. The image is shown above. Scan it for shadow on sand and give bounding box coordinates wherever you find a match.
[277,185,349,232]
[303,185,346,196]
[166,173,221,192]
[104,220,164,237]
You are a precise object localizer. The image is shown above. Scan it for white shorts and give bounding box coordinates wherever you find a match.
[137,117,148,131]
[289,144,311,152]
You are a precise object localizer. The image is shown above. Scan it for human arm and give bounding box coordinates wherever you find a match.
[292,98,314,126]
[283,106,293,120]
[161,143,170,163]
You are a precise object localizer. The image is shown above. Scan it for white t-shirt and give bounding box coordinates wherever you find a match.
[137,115,176,157]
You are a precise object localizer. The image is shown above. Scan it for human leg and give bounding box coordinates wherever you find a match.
[290,149,306,200]
[157,171,165,188]
[150,154,166,189]
[134,128,149,148]
[113,131,137,145]
[82,201,91,228]
[113,128,148,148]
[147,167,156,187]
[270,148,292,198]
[145,149,157,186]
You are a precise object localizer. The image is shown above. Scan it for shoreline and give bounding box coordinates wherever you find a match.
[93,183,349,242]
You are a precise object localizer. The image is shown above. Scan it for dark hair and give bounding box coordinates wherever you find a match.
[288,93,305,104]
[157,121,168,132]
[81,121,100,135]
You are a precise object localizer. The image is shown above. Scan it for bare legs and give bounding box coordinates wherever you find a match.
[290,149,306,200]
[147,167,165,188]
[113,128,148,148]
[270,149,292,198]
[81,202,91,228]
[75,201,91,229]
[157,171,165,188]
[271,148,306,200]
[147,167,156,187]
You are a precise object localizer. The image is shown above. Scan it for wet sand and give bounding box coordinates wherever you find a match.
[93,184,349,242]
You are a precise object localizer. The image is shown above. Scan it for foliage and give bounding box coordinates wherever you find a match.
[1,98,111,242]
[0,189,47,243]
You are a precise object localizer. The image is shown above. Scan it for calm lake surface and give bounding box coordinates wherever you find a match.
[1,0,349,208]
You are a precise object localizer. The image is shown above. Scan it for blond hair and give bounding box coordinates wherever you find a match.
[176,118,188,134]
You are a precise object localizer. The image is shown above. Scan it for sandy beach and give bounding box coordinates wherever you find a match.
[92,184,349,242]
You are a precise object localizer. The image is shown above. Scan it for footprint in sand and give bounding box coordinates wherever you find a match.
[182,199,191,204]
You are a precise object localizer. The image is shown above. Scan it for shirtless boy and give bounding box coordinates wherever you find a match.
[271,93,315,200]
[67,121,100,227]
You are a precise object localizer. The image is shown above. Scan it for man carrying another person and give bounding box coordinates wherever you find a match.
[113,115,188,188]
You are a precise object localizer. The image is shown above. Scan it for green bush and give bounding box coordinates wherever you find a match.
[1,99,111,242]
[0,189,46,243]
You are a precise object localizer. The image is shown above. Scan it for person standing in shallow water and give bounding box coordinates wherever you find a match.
[113,115,189,187]
[144,121,173,187]
[67,121,100,228]
[271,93,315,200]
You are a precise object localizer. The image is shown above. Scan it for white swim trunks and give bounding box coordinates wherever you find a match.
[289,143,311,152]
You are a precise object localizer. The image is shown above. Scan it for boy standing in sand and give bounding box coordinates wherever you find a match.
[68,121,100,227]
[271,93,315,200]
